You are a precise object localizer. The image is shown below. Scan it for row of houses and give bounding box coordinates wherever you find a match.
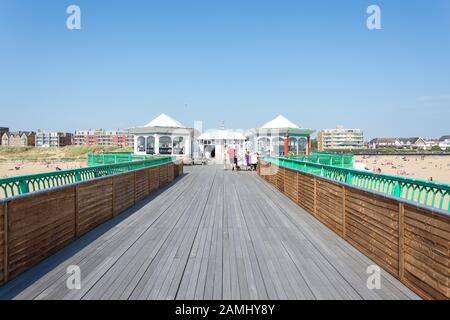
[0,129,135,147]
[369,136,450,150]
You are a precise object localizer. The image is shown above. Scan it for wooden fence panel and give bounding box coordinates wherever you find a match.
[113,173,135,216]
[77,178,113,236]
[159,164,168,187]
[0,203,5,284]
[7,187,76,279]
[276,167,285,192]
[148,167,160,193]
[284,168,298,203]
[345,188,400,276]
[257,160,450,299]
[403,205,450,299]
[316,179,344,236]
[135,169,150,202]
[297,172,315,214]
[168,163,174,183]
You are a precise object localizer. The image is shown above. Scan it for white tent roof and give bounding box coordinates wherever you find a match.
[261,115,299,129]
[145,113,185,128]
[197,129,247,141]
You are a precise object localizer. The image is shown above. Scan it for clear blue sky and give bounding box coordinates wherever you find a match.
[1,0,449,139]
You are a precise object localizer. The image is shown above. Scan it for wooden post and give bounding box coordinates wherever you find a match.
[133,171,137,205]
[112,176,116,217]
[313,177,317,217]
[4,201,8,283]
[342,186,346,239]
[398,202,405,280]
[75,186,79,238]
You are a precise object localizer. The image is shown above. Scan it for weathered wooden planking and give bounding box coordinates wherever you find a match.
[159,164,168,187]
[113,173,135,216]
[167,163,174,183]
[403,205,450,299]
[77,178,113,236]
[148,167,160,193]
[0,202,5,284]
[284,168,298,203]
[315,179,344,236]
[134,169,150,202]
[7,188,76,280]
[297,172,315,214]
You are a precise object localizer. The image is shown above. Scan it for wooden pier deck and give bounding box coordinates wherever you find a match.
[0,165,419,300]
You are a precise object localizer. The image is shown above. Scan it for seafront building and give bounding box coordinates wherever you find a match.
[246,115,315,156]
[73,129,134,147]
[1,131,36,146]
[369,137,427,150]
[317,125,364,151]
[197,129,247,163]
[35,131,73,147]
[439,135,450,149]
[130,114,195,161]
[131,114,314,162]
[0,127,9,145]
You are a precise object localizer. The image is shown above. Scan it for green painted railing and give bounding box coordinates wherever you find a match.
[0,156,174,199]
[87,153,150,166]
[264,156,450,211]
[286,153,354,168]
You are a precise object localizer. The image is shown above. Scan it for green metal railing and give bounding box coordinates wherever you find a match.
[264,157,450,211]
[0,156,174,199]
[286,153,354,168]
[87,153,150,166]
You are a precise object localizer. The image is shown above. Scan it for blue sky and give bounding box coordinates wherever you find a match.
[0,0,449,139]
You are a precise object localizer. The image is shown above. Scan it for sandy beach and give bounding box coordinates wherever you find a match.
[0,160,86,179]
[355,155,450,184]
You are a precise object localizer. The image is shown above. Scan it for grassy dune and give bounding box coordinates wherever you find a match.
[0,145,133,162]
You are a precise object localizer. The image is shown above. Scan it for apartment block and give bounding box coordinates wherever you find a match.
[35,131,73,147]
[317,125,364,151]
[73,129,134,147]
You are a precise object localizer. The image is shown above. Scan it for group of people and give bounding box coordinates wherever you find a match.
[225,147,259,171]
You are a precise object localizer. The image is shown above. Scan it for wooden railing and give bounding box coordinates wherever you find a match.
[258,160,450,300]
[0,161,183,285]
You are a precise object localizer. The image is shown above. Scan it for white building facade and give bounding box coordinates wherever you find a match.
[246,115,315,157]
[130,114,194,162]
[197,129,247,164]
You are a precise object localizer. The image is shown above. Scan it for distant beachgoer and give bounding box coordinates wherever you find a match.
[250,152,258,171]
[227,148,236,171]
[245,151,250,170]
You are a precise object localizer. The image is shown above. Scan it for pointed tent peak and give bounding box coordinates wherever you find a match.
[145,113,185,128]
[261,115,300,129]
